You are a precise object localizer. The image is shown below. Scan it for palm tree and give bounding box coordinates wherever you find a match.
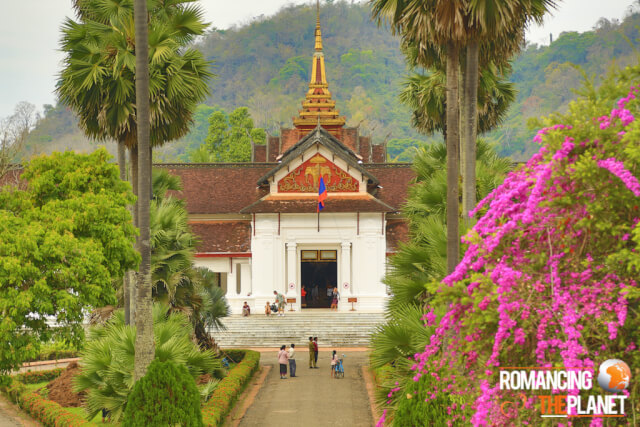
[58,0,211,379]
[133,0,153,381]
[399,63,516,136]
[372,140,512,369]
[74,305,221,422]
[150,169,231,349]
[462,0,557,222]
[371,0,469,273]
[371,0,556,272]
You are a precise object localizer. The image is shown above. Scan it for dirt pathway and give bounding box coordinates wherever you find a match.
[238,350,373,427]
[0,393,40,426]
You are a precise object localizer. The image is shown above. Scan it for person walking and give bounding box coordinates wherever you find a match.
[288,343,297,377]
[278,345,289,379]
[313,337,319,368]
[330,350,338,378]
[308,337,316,368]
[274,290,285,316]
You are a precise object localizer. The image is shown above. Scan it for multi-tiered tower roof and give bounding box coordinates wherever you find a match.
[292,1,346,136]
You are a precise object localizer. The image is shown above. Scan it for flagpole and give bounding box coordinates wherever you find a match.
[317,209,320,232]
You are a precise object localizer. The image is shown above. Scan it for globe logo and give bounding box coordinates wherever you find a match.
[597,359,631,393]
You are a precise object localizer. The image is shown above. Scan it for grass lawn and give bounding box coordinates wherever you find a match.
[23,381,49,393]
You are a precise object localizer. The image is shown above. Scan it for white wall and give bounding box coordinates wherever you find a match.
[250,212,388,313]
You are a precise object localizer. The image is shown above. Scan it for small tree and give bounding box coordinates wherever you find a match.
[0,102,38,182]
[123,359,203,427]
[195,107,266,162]
[0,149,138,380]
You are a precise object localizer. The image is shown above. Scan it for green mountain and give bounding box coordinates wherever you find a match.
[25,1,640,162]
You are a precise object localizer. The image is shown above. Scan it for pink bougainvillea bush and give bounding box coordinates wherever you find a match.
[385,80,640,426]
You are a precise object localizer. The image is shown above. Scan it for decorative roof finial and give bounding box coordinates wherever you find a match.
[315,0,323,52]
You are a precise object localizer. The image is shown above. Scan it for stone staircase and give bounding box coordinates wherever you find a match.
[210,311,385,348]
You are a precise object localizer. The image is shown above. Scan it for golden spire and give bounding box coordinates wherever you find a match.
[314,0,323,51]
[293,0,345,131]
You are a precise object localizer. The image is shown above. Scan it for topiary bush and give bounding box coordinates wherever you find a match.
[123,359,203,426]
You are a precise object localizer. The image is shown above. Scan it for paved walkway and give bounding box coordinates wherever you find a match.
[238,350,373,427]
[0,394,40,427]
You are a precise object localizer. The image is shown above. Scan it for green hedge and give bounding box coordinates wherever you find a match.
[2,371,91,427]
[24,350,78,362]
[14,368,64,384]
[202,350,260,426]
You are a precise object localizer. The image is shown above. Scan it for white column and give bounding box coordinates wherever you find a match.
[286,242,297,297]
[341,241,352,296]
[240,263,251,297]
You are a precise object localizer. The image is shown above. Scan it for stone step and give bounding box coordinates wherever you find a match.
[211,312,384,347]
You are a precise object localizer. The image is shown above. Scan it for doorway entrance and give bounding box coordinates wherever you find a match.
[300,250,337,309]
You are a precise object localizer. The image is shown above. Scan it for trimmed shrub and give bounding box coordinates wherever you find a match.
[202,350,260,426]
[1,378,89,427]
[123,359,203,427]
[14,368,63,384]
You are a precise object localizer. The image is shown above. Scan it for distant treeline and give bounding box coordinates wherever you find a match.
[24,1,640,162]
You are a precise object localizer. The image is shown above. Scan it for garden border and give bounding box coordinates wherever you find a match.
[2,350,261,427]
[1,369,91,427]
[202,349,261,426]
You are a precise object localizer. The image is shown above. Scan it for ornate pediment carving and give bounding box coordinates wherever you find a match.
[277,153,359,193]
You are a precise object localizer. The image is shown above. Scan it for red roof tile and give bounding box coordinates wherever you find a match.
[189,220,251,252]
[156,164,275,214]
[365,164,415,211]
[386,219,409,252]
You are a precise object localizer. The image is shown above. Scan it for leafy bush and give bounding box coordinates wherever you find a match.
[202,350,260,426]
[123,360,203,426]
[74,304,220,422]
[400,67,640,424]
[392,374,459,426]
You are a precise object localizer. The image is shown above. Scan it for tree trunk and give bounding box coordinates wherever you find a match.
[117,142,132,326]
[463,41,479,224]
[133,0,154,381]
[128,146,139,326]
[459,60,466,183]
[446,42,460,274]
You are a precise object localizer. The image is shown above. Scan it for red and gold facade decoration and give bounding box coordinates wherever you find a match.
[278,154,359,193]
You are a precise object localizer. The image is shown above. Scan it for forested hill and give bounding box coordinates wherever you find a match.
[25,1,640,161]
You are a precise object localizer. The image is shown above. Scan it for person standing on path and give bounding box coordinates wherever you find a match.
[288,344,297,377]
[308,337,316,368]
[278,345,289,379]
[313,337,319,368]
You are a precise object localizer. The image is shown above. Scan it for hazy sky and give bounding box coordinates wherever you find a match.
[0,0,636,118]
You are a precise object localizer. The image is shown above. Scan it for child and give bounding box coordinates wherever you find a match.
[330,350,337,378]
